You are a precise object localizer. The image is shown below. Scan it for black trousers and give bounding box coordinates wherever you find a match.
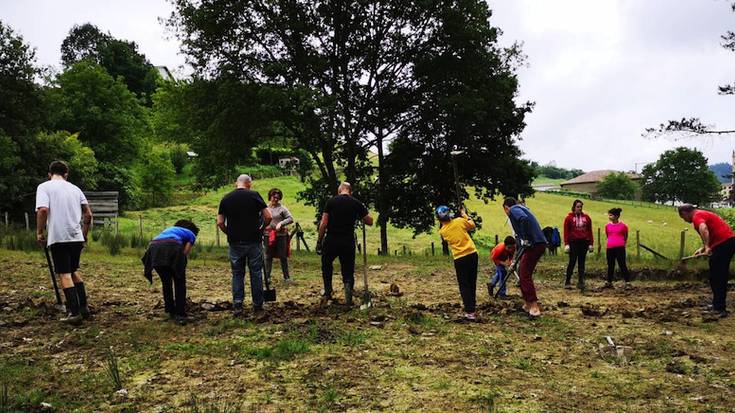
[155,266,186,317]
[453,252,478,313]
[566,240,590,283]
[709,237,735,312]
[321,235,356,295]
[606,247,630,282]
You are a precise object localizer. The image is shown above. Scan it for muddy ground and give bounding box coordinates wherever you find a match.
[0,249,733,412]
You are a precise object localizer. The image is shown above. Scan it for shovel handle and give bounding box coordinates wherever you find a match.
[362,223,368,289]
[43,247,63,306]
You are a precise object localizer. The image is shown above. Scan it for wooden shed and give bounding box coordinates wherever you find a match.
[84,191,119,226]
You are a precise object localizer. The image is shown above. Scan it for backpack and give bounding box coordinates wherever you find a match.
[551,227,561,247]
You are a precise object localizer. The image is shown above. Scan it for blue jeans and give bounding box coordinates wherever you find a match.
[229,242,264,308]
[490,264,508,297]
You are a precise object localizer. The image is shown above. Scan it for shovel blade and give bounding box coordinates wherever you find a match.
[263,288,277,302]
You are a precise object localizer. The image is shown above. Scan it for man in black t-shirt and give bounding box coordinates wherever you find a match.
[316,182,373,305]
[217,174,272,315]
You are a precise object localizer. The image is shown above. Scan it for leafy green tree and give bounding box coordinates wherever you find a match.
[0,20,48,211]
[596,172,637,200]
[640,147,721,205]
[139,146,175,207]
[61,23,159,104]
[168,0,534,252]
[381,0,535,235]
[150,76,273,188]
[35,131,98,189]
[45,61,150,207]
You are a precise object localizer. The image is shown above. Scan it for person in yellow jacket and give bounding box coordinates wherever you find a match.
[437,205,478,320]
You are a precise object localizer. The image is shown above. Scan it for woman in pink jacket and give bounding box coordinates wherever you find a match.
[563,199,593,291]
[604,207,631,289]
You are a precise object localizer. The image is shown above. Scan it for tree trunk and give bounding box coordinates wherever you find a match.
[376,126,389,255]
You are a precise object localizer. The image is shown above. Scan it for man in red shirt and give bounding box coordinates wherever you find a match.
[678,204,735,318]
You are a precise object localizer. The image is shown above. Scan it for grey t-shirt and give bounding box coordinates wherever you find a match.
[35,179,88,246]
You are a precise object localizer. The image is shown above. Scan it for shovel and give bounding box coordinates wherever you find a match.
[495,245,525,299]
[43,247,66,313]
[360,223,372,309]
[262,239,277,302]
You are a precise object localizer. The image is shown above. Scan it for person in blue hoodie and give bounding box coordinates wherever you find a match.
[502,198,547,317]
[142,219,199,325]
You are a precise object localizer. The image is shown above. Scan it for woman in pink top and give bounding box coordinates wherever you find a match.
[605,207,631,289]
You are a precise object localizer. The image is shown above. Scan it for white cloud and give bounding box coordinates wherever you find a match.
[492,0,735,171]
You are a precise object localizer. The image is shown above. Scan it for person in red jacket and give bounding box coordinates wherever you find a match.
[563,199,594,291]
[678,204,735,318]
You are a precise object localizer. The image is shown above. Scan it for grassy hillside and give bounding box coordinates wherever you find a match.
[115,176,702,260]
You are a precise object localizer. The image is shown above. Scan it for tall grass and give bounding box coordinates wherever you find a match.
[0,227,38,252]
[105,347,123,391]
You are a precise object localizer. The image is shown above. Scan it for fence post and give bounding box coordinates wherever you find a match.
[4,212,8,228]
[403,245,407,255]
[636,230,640,259]
[139,216,144,239]
[431,242,435,256]
[115,220,119,235]
[216,224,220,247]
[494,234,499,245]
[597,227,601,256]
[679,229,686,259]
[25,212,29,231]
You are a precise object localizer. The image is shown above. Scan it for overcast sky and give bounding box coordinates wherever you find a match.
[2,0,734,172]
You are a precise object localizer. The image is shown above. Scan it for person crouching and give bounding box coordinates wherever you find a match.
[142,220,199,325]
[437,206,479,321]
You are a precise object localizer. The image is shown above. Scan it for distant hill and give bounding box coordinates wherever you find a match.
[709,163,732,184]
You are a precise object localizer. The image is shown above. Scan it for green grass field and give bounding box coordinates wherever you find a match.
[117,175,701,261]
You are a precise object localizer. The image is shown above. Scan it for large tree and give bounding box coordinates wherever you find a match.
[151,76,274,188]
[640,147,721,205]
[45,61,150,206]
[380,0,534,235]
[168,0,534,251]
[61,23,159,105]
[0,20,48,211]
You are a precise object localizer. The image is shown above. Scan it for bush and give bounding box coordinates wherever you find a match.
[597,172,637,200]
[168,143,190,174]
[138,146,176,208]
[715,209,735,229]
[0,228,37,251]
[99,230,126,255]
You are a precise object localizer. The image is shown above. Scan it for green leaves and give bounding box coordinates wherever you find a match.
[597,172,637,201]
[640,147,721,205]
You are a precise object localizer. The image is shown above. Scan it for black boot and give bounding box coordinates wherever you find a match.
[62,287,83,326]
[75,282,91,319]
[344,282,353,306]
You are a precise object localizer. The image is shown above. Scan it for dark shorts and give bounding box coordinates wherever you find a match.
[50,242,84,274]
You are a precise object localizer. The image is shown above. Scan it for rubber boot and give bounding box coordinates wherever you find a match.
[75,282,91,319]
[344,282,353,306]
[61,287,83,326]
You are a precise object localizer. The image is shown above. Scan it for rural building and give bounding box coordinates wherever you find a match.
[155,65,175,82]
[560,170,641,198]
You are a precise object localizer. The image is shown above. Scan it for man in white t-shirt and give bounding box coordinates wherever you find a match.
[36,161,93,325]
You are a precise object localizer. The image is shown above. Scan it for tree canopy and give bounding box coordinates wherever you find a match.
[61,23,159,105]
[168,0,536,247]
[640,147,721,205]
[596,172,637,200]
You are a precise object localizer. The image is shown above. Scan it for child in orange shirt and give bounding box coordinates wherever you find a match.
[488,236,516,298]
